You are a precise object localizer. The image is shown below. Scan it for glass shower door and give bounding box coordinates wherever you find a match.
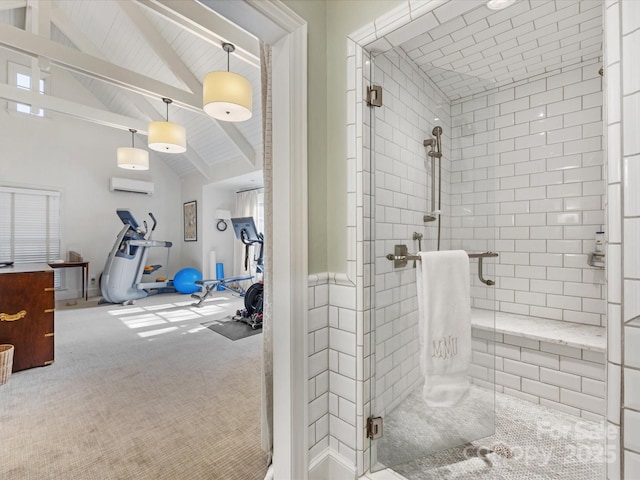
[368,50,498,472]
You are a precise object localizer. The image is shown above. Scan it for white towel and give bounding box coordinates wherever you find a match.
[416,250,471,407]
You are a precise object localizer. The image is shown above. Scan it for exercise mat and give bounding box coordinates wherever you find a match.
[203,319,262,341]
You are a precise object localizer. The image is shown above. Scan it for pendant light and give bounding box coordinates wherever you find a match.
[203,42,252,122]
[117,128,149,170]
[148,98,186,153]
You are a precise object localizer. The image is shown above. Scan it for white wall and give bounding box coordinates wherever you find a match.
[180,173,205,273]
[180,173,237,280]
[202,182,235,279]
[451,60,606,325]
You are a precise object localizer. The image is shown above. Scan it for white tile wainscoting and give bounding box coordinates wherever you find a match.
[470,309,606,420]
[308,273,365,478]
[308,273,331,465]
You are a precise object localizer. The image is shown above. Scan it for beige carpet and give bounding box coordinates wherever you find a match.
[1,292,268,479]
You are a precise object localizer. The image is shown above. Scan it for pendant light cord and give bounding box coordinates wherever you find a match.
[222,42,235,73]
[161,97,173,122]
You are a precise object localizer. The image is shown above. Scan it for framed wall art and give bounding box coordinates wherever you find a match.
[183,200,197,242]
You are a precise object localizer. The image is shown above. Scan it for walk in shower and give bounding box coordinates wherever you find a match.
[360,0,607,477]
[366,49,498,472]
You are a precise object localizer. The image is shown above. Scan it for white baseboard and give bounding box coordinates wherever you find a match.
[309,449,357,480]
[308,452,406,480]
[361,468,407,479]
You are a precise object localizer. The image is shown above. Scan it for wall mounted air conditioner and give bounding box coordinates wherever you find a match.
[109,177,154,195]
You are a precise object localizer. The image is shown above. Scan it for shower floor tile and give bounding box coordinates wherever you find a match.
[379,390,608,480]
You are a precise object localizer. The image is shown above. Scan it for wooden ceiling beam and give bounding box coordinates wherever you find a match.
[51,5,256,168]
[1,4,259,173]
[117,1,201,96]
[0,22,201,112]
[0,1,27,13]
[0,82,148,132]
[51,6,159,121]
[136,0,260,69]
[50,6,211,179]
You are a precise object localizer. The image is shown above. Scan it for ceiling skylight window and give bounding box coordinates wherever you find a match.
[486,0,517,10]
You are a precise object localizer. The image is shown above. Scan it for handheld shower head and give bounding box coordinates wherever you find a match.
[432,126,443,155]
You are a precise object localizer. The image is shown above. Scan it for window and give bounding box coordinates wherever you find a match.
[8,62,48,117]
[0,187,61,285]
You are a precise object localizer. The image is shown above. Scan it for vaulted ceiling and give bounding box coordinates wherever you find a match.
[2,0,603,184]
[0,0,263,184]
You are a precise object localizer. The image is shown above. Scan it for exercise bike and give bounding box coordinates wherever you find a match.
[231,217,264,330]
[100,209,173,304]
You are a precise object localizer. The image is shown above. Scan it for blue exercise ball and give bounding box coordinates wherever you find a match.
[173,267,202,294]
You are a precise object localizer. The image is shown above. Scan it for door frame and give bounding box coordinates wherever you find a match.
[244,2,309,479]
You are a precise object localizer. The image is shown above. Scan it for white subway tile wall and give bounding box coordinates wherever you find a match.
[371,49,452,419]
[471,328,605,419]
[308,276,330,464]
[356,17,609,476]
[606,1,640,478]
[451,61,605,325]
[338,1,626,477]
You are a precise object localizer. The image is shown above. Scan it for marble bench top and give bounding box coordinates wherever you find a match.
[471,308,606,353]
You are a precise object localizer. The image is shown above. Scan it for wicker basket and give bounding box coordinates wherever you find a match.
[0,344,14,385]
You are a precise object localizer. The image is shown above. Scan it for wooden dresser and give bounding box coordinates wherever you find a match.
[0,263,55,372]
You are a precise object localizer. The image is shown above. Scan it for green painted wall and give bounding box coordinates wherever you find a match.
[284,0,401,274]
[283,0,328,275]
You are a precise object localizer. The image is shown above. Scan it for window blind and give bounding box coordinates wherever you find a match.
[0,187,61,286]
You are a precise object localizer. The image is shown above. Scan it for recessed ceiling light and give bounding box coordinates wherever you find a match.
[486,0,516,10]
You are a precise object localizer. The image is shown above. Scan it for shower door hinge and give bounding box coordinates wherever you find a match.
[367,85,382,107]
[367,416,383,439]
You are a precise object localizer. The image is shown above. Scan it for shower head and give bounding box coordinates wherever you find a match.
[431,125,443,157]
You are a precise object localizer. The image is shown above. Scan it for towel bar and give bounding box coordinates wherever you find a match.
[385,251,499,286]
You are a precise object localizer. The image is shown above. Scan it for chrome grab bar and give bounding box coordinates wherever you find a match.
[385,251,499,286]
[385,252,498,262]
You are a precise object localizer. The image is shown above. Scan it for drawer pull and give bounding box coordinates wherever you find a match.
[0,310,27,322]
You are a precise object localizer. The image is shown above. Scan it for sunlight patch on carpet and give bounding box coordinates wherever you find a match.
[137,326,179,338]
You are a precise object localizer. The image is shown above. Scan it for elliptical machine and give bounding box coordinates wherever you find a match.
[231,217,264,329]
[101,209,173,304]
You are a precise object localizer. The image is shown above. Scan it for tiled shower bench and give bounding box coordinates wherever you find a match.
[469,309,606,421]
